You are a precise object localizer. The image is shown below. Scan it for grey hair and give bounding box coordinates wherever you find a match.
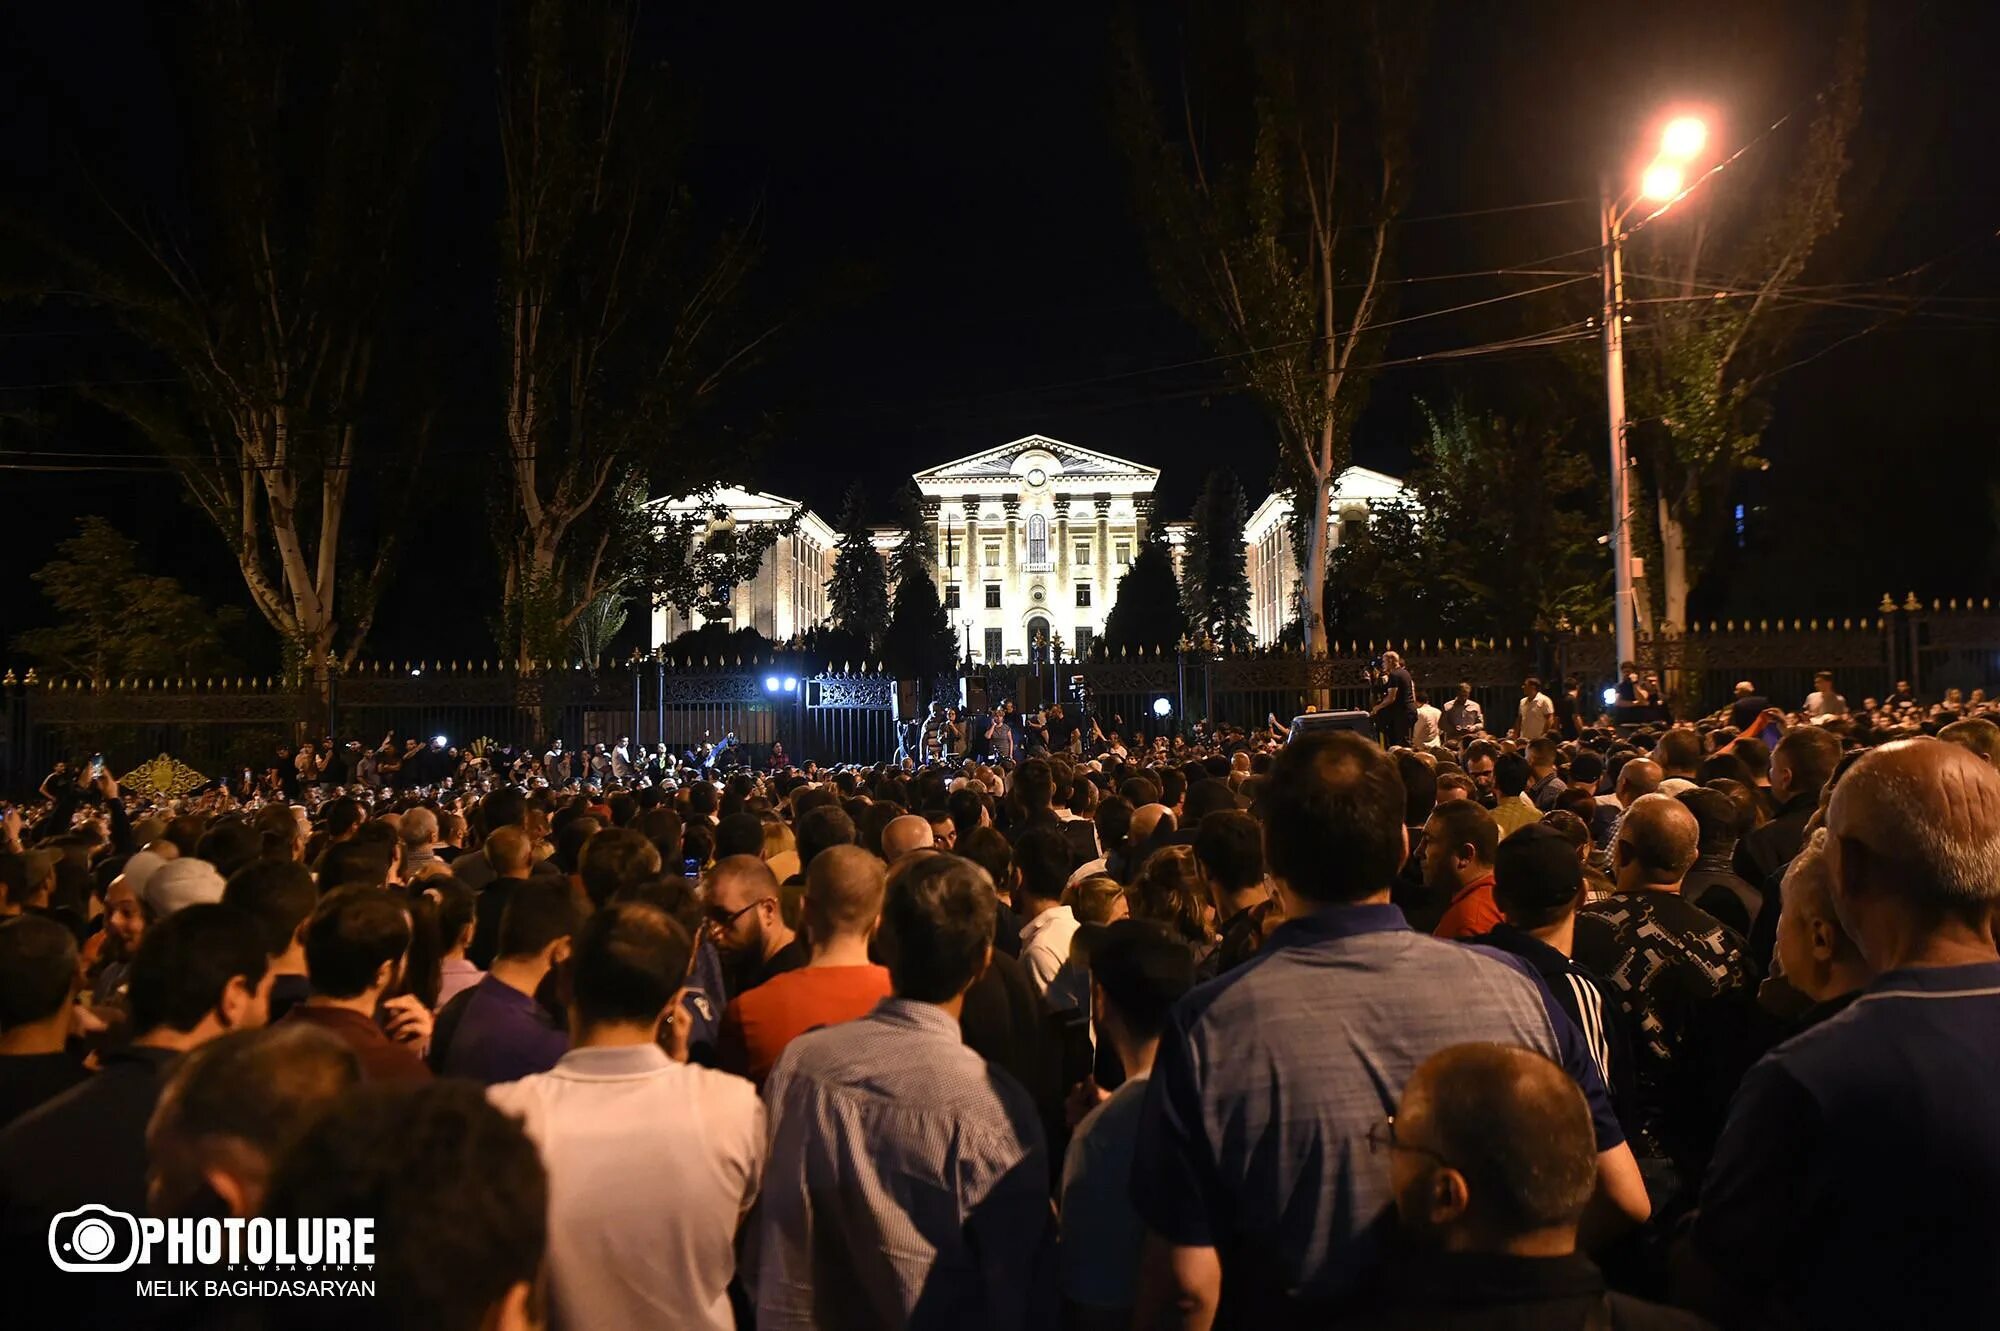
[1833,747,2000,906]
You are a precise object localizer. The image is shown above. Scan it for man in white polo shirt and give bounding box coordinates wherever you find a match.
[489,901,763,1331]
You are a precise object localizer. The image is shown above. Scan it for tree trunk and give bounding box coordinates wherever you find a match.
[1655,492,1690,633]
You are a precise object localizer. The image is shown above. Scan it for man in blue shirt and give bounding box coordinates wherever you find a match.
[1129,732,1648,1327]
[431,880,578,1084]
[1683,738,2000,1329]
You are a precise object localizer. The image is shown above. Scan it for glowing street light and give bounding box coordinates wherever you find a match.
[1600,111,1713,673]
[1660,116,1707,158]
[1640,162,1684,202]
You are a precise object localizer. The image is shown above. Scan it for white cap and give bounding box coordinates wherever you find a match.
[118,850,169,900]
[143,858,228,918]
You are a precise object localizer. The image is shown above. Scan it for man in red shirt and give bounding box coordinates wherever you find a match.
[721,845,891,1087]
[1425,800,1503,940]
[282,887,433,1083]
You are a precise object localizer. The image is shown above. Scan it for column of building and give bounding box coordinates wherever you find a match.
[1094,492,1111,625]
[1002,494,1021,659]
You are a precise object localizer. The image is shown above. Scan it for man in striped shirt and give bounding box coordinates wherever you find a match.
[1466,823,1634,1122]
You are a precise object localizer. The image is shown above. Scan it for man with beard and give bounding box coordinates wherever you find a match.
[706,855,806,999]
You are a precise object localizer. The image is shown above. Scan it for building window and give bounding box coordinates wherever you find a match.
[984,545,1000,568]
[1116,541,1131,565]
[983,628,1004,662]
[1076,542,1091,565]
[1076,583,1092,608]
[943,584,960,609]
[985,584,1002,609]
[1027,513,1048,568]
[1074,626,1094,658]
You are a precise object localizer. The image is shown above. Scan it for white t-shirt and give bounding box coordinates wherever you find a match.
[1019,904,1084,1010]
[1518,692,1556,740]
[1805,689,1848,719]
[1411,703,1442,750]
[489,1044,765,1331]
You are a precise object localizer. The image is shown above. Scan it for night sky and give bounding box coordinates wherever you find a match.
[4,0,1996,667]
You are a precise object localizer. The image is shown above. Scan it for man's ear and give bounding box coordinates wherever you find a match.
[1427,1166,1471,1228]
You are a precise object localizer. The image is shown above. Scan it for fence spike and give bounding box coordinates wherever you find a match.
[1932,598,1942,612]
[1842,618,1853,630]
[1757,619,1767,632]
[1949,597,1959,611]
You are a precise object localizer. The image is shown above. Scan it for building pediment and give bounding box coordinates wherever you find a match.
[913,434,1160,492]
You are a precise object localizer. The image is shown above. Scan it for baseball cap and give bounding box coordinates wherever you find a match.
[19,849,59,893]
[1493,822,1583,917]
[143,857,228,918]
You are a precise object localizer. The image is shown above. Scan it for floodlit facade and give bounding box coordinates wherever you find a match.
[650,437,1407,656]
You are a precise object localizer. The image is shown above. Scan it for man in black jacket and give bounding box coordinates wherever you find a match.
[1732,726,1840,971]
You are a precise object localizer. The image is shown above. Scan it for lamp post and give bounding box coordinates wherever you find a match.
[1602,114,1708,671]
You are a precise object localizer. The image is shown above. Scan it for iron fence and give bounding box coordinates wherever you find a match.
[1,659,901,795]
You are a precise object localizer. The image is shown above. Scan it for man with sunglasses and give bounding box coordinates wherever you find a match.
[706,855,805,997]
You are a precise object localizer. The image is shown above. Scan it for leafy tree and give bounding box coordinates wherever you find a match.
[663,622,774,664]
[14,517,243,683]
[1409,400,1607,632]
[33,5,434,675]
[1620,9,1864,630]
[884,571,958,685]
[1322,498,1460,645]
[1118,0,1422,656]
[1182,469,1255,649]
[827,485,890,652]
[496,0,774,666]
[1104,530,1187,653]
[636,491,788,633]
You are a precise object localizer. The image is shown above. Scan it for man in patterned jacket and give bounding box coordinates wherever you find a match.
[1575,793,1757,1210]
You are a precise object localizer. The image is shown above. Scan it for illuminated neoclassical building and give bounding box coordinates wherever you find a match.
[650,435,1406,660]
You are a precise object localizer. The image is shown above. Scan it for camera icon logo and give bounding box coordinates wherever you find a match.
[49,1204,142,1272]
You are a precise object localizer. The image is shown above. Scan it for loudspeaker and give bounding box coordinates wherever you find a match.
[1017,675,1045,711]
[896,680,922,720]
[965,675,989,712]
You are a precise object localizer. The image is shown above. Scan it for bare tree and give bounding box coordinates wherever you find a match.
[1118,1,1421,657]
[37,3,432,680]
[497,0,773,667]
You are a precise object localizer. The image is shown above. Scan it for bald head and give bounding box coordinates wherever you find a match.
[1827,739,2000,942]
[483,825,533,878]
[1394,1043,1597,1243]
[1938,717,2000,766]
[1614,792,1699,885]
[708,854,781,913]
[803,845,887,942]
[1129,804,1176,845]
[1615,758,1663,806]
[880,814,936,863]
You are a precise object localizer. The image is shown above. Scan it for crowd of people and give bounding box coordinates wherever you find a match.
[0,663,1997,1329]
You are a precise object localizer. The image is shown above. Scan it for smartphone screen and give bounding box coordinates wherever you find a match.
[683,857,701,880]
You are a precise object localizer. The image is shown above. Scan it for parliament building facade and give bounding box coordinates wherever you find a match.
[650,434,1405,662]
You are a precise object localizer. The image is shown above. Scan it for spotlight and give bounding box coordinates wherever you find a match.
[764,676,781,693]
[1152,697,1173,719]
[1602,687,1619,708]
[783,676,798,691]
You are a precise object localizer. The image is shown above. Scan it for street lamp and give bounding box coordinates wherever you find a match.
[1601,112,1710,670]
